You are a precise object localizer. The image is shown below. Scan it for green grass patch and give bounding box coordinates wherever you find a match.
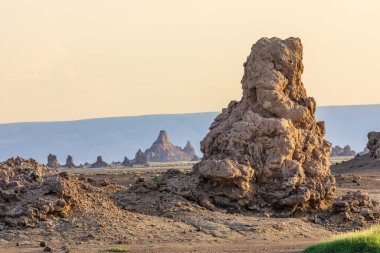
[107,247,129,252]
[149,174,161,183]
[304,227,380,253]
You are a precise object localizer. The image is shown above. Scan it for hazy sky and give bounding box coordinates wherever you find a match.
[0,1,379,123]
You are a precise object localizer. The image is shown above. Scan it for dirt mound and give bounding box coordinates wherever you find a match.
[193,37,335,213]
[46,154,60,168]
[144,130,196,162]
[0,157,81,227]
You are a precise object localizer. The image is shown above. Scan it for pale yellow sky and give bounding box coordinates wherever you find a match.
[0,0,379,123]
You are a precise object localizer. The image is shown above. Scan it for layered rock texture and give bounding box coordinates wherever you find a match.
[46,154,60,168]
[64,155,77,168]
[0,157,80,227]
[90,156,109,168]
[144,130,196,162]
[134,149,148,165]
[331,145,356,157]
[195,37,335,212]
[367,132,380,158]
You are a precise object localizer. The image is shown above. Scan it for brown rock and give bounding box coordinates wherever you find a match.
[46,154,60,168]
[195,37,335,212]
[0,157,81,227]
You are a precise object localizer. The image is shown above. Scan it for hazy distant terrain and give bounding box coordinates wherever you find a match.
[0,105,379,164]
[0,113,217,164]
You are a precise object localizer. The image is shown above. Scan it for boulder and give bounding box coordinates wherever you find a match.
[90,156,109,168]
[194,37,335,212]
[46,154,60,168]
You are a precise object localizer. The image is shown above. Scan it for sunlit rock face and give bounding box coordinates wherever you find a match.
[0,157,80,227]
[195,37,335,212]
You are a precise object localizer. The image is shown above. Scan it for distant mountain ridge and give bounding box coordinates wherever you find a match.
[0,104,379,164]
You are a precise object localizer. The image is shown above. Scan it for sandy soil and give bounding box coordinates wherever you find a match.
[1,158,379,253]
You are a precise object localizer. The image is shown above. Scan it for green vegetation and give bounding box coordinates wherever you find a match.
[107,247,129,252]
[304,227,380,253]
[149,174,161,183]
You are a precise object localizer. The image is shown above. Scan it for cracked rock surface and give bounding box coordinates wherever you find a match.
[195,37,335,212]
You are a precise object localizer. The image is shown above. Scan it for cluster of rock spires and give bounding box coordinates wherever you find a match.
[144,130,198,162]
[2,37,380,234]
[45,131,198,169]
[367,132,380,158]
[331,145,356,157]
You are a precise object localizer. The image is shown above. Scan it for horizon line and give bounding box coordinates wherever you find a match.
[1,103,380,125]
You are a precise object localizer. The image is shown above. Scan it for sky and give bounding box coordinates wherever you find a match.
[0,0,379,123]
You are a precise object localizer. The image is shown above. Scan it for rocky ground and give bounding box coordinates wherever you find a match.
[0,156,379,253]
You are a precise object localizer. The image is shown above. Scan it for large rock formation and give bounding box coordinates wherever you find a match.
[46,154,60,168]
[144,130,196,162]
[194,37,335,212]
[331,145,356,157]
[90,156,109,168]
[367,132,380,158]
[134,149,148,165]
[64,155,77,168]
